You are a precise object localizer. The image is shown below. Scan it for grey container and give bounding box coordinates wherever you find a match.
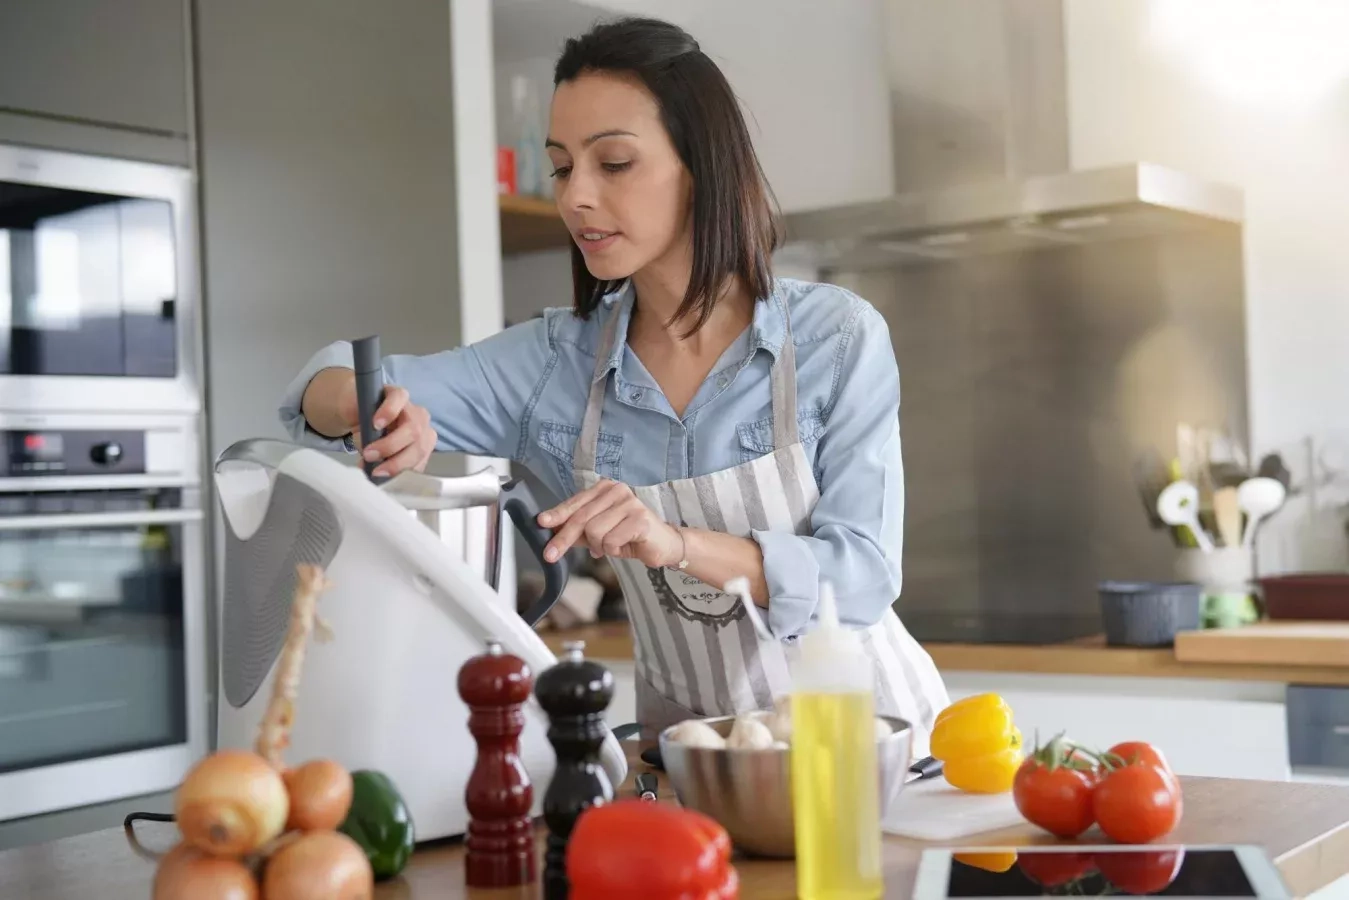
[1098,581,1203,647]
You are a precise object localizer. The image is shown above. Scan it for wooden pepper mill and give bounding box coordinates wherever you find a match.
[457,637,535,888]
[535,640,614,900]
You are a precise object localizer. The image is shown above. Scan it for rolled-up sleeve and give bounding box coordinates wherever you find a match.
[276,317,552,461]
[754,305,904,636]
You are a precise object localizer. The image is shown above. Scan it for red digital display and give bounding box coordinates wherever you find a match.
[23,434,45,452]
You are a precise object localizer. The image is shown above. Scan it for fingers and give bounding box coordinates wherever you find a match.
[582,504,634,556]
[538,480,609,528]
[363,403,433,476]
[543,481,626,562]
[373,426,436,477]
[372,385,409,431]
[598,514,647,557]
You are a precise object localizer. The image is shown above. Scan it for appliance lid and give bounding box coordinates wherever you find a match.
[778,0,1245,267]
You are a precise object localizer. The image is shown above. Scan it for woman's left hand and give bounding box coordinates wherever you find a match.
[538,479,684,568]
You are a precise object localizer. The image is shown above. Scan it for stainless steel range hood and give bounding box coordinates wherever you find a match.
[780,0,1244,269]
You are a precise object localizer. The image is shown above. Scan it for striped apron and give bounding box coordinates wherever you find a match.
[573,303,950,757]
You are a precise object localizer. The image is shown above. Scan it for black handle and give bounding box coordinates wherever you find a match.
[502,477,569,626]
[909,755,944,780]
[352,336,387,483]
[635,772,658,801]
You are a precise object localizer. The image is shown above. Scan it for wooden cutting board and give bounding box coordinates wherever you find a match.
[1174,621,1349,668]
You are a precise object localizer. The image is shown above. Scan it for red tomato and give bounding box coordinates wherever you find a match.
[1107,741,1173,775]
[1093,763,1183,843]
[1012,756,1099,838]
[1016,851,1097,888]
[1095,848,1185,894]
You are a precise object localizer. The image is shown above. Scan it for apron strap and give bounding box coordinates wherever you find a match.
[575,301,624,473]
[769,294,798,449]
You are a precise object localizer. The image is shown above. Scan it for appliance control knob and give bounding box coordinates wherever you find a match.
[91,442,123,466]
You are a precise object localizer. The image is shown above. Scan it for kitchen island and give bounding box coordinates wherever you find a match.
[4,744,1349,899]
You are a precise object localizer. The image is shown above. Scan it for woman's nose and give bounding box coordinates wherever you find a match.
[559,168,597,212]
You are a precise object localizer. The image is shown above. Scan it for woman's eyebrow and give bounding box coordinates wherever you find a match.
[544,129,638,151]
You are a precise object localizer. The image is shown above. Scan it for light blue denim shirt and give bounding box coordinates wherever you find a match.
[277,277,904,639]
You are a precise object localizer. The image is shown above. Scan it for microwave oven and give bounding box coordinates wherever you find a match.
[0,144,201,414]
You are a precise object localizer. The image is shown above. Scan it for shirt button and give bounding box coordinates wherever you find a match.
[629,388,644,402]
[716,375,729,388]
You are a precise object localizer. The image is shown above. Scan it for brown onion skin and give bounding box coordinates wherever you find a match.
[262,830,374,900]
[153,843,259,900]
[175,749,289,857]
[283,759,354,831]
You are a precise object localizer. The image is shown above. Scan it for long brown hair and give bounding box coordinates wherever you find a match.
[553,17,782,332]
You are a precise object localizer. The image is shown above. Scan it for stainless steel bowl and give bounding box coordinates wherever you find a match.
[657,713,913,858]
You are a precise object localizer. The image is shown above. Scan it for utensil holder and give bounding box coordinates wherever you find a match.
[1098,581,1203,647]
[1174,547,1259,628]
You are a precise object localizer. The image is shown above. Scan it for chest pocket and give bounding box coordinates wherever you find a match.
[736,410,826,469]
[536,420,624,494]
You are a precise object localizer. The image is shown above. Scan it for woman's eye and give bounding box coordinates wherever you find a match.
[550,165,572,179]
[602,161,632,173]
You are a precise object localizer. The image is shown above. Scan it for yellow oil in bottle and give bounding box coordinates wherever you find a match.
[791,690,883,900]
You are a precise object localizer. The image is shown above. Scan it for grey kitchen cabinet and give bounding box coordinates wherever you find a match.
[0,0,189,137]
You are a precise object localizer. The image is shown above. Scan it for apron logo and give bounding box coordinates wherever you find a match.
[645,567,743,629]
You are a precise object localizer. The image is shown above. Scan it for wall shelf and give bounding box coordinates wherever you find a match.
[499,193,571,255]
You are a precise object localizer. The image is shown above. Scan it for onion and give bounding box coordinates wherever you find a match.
[153,842,259,900]
[176,749,289,857]
[283,759,353,831]
[262,830,373,900]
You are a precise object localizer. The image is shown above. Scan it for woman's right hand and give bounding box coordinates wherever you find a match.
[342,381,438,478]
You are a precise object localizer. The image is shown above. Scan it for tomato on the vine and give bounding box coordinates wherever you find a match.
[1095,849,1185,894]
[1012,735,1099,838]
[1107,741,1173,776]
[1093,762,1183,844]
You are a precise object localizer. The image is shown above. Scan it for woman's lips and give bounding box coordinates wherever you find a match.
[576,229,620,253]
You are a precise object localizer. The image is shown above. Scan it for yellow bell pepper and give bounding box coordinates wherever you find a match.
[931,694,1023,793]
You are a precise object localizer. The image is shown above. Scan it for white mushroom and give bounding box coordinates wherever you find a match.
[727,714,776,750]
[666,719,726,749]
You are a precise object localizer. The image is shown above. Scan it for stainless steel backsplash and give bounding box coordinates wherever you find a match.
[829,226,1248,619]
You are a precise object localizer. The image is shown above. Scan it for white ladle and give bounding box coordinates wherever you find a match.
[1156,480,1215,552]
[1237,477,1287,549]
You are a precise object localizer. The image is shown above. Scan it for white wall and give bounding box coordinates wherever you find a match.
[1063,0,1349,573]
[589,0,894,214]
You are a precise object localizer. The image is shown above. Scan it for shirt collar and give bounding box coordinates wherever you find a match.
[592,279,787,383]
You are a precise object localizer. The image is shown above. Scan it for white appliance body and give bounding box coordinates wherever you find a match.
[213,441,626,840]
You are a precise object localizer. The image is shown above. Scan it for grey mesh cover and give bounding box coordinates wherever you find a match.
[221,473,343,708]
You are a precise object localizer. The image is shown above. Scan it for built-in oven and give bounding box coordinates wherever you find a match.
[0,143,200,414]
[0,411,206,821]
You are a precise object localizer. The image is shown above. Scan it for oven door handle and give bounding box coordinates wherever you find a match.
[0,508,204,531]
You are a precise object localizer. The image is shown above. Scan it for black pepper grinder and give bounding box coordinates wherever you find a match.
[534,640,614,900]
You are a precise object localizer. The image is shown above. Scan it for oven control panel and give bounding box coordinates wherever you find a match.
[0,430,146,476]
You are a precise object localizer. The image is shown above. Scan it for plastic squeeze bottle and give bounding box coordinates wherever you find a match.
[790,581,883,900]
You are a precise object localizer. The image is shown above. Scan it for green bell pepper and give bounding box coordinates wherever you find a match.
[338,769,415,880]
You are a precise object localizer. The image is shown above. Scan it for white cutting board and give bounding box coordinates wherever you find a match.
[882,777,1025,841]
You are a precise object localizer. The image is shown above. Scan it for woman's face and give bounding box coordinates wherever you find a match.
[547,71,692,282]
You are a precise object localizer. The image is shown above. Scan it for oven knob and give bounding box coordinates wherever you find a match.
[91,442,123,466]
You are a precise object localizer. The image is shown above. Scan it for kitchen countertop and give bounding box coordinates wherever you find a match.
[541,621,1349,685]
[4,744,1349,898]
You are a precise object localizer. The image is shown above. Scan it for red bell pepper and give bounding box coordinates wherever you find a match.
[567,798,739,899]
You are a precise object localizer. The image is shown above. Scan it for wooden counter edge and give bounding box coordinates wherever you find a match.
[541,622,1349,685]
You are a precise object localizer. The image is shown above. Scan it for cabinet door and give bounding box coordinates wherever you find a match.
[0,0,188,135]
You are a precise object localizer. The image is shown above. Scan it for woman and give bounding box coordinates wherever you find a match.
[279,17,949,750]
